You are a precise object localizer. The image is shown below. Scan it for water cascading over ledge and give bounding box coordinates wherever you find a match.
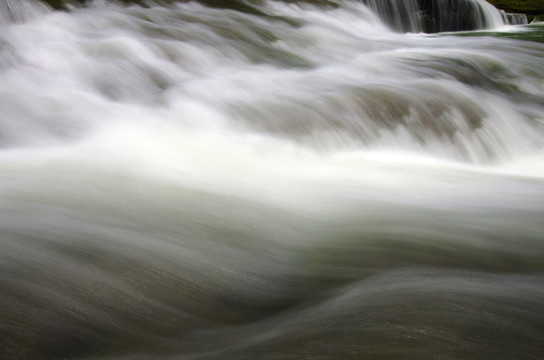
[0,0,49,24]
[502,11,529,25]
[21,0,528,32]
[363,0,510,32]
[1,0,544,359]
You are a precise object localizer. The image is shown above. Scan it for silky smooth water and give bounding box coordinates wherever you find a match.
[1,1,543,359]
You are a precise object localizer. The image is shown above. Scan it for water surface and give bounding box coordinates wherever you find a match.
[1,1,543,359]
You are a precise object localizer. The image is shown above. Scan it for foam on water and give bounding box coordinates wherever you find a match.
[0,1,544,359]
[1,1,542,161]
[0,0,49,25]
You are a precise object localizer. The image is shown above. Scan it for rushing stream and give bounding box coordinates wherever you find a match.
[1,0,544,359]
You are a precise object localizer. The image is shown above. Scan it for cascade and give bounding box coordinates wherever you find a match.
[362,0,506,32]
[3,0,526,31]
[361,0,422,33]
[0,0,49,25]
[501,11,529,25]
[0,1,543,360]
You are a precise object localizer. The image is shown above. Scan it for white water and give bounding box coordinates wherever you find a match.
[364,0,506,32]
[1,1,544,359]
[0,0,49,24]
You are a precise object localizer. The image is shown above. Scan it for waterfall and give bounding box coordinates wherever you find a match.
[361,0,423,33]
[0,1,543,359]
[0,0,50,25]
[501,11,529,25]
[2,0,526,31]
[363,0,506,32]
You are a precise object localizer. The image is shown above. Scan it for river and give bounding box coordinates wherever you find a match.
[1,0,543,359]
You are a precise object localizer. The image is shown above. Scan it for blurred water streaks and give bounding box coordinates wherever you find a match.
[0,1,544,359]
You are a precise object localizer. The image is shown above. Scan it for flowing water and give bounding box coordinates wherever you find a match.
[1,0,544,359]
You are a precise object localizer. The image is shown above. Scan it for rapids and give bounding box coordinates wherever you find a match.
[0,1,543,359]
